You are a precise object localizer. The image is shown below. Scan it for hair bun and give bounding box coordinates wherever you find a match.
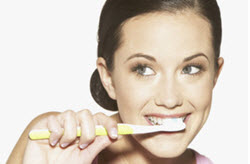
[90,69,118,111]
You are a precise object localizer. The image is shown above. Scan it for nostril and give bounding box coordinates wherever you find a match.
[165,100,181,109]
[154,95,183,109]
[155,79,183,108]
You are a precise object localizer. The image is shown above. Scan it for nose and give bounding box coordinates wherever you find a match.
[154,77,183,109]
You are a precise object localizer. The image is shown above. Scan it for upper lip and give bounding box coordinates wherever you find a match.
[145,113,190,118]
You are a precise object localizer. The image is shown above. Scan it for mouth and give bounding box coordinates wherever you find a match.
[145,113,190,126]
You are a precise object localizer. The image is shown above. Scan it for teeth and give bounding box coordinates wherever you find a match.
[147,116,186,126]
[153,117,157,124]
[157,118,162,125]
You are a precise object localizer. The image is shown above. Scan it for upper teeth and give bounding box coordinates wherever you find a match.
[147,116,186,126]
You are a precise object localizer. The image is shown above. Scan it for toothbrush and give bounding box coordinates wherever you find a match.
[29,123,186,140]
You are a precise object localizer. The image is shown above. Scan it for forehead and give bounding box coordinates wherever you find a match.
[115,11,213,62]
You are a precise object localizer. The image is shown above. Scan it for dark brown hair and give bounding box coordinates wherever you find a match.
[90,0,222,111]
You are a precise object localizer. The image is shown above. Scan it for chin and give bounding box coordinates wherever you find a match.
[146,142,187,158]
[133,133,190,158]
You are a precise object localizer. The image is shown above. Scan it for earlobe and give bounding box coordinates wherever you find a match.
[96,57,117,100]
[213,57,224,88]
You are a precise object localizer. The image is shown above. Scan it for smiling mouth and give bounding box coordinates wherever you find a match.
[145,114,189,126]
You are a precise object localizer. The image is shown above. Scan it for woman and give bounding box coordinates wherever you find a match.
[8,0,224,163]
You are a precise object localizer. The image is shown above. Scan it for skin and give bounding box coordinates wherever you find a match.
[7,11,224,164]
[97,11,224,163]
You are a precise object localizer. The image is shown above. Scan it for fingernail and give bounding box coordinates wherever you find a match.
[110,128,118,139]
[61,143,69,148]
[51,139,59,146]
[79,143,88,149]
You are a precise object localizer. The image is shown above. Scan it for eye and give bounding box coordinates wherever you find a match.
[182,65,201,75]
[132,64,155,76]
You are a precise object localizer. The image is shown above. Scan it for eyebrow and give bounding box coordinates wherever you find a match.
[125,53,156,63]
[183,53,209,63]
[124,52,209,63]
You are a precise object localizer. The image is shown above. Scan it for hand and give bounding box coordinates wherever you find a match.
[23,109,119,164]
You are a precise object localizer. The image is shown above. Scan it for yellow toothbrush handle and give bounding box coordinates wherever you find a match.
[29,124,134,140]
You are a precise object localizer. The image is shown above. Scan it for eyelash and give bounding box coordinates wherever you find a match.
[130,62,205,78]
[183,63,204,76]
[131,63,153,78]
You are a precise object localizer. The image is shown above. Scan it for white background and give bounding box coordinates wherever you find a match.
[0,0,248,163]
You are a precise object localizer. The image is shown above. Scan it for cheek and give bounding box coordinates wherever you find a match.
[183,75,214,110]
[114,76,154,123]
[182,75,214,131]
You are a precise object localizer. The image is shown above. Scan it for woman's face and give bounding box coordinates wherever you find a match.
[99,11,223,158]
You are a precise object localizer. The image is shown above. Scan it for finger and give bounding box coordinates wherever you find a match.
[94,112,118,140]
[48,115,64,146]
[59,110,77,148]
[77,109,96,149]
[79,136,114,162]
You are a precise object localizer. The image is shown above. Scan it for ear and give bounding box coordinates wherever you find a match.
[213,57,224,88]
[96,57,117,100]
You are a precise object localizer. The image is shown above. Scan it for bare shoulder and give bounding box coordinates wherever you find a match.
[7,112,59,164]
